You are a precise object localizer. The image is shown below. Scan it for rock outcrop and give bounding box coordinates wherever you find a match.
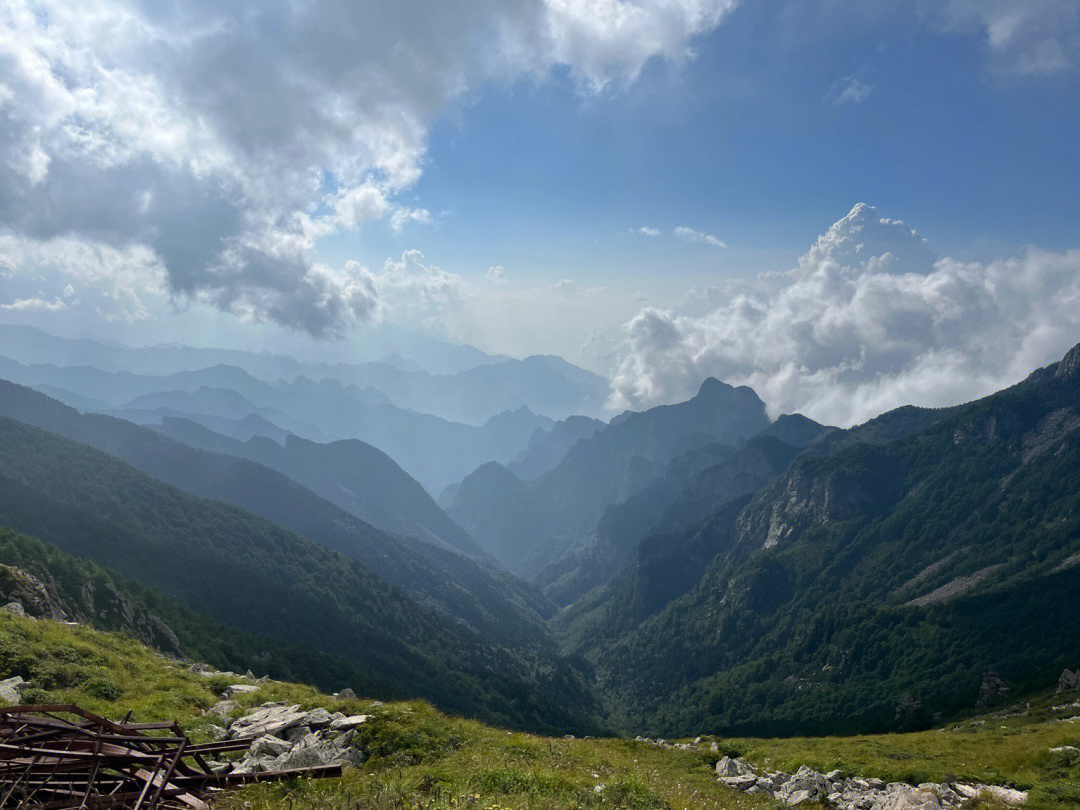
[203,698,369,775]
[0,676,25,704]
[1058,668,1080,692]
[0,563,182,655]
[708,753,1026,809]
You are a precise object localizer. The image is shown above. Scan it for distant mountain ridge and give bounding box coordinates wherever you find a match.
[0,407,600,732]
[152,415,479,557]
[0,325,608,424]
[446,378,771,579]
[555,340,1080,736]
[0,380,554,652]
[0,354,557,493]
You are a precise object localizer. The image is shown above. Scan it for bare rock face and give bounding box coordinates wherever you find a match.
[1058,668,1080,692]
[976,671,1010,709]
[0,564,71,621]
[0,562,182,655]
[1055,341,1080,380]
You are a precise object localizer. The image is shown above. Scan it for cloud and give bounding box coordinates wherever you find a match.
[360,250,468,325]
[390,207,433,233]
[0,296,68,312]
[609,203,1080,425]
[831,75,873,104]
[0,234,169,321]
[674,226,727,248]
[486,265,508,284]
[0,0,739,336]
[638,226,661,237]
[921,0,1080,74]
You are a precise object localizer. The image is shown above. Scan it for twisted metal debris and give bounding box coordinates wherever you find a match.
[0,704,341,809]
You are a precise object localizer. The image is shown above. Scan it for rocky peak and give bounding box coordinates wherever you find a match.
[1055,340,1080,380]
[696,377,732,398]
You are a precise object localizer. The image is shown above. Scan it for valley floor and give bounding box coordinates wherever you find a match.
[1,612,1077,809]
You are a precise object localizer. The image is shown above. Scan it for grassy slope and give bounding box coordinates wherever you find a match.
[2,612,1077,809]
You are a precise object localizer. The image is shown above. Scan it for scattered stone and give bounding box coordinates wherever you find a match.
[784,788,814,806]
[337,687,357,700]
[715,755,753,777]
[984,786,1028,806]
[1050,745,1078,753]
[207,699,238,718]
[223,683,260,699]
[285,724,312,743]
[204,724,227,742]
[0,676,25,703]
[719,775,758,791]
[250,734,291,758]
[708,749,1026,809]
[889,787,941,810]
[303,707,333,728]
[227,703,309,739]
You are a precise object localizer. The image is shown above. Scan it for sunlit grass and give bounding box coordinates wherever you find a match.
[3,612,1078,809]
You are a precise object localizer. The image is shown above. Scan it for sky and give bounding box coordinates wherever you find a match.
[1,0,1080,425]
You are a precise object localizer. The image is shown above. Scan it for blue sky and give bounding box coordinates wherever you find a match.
[323,1,1080,292]
[2,0,1080,421]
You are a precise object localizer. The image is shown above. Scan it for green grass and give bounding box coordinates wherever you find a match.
[2,612,1078,809]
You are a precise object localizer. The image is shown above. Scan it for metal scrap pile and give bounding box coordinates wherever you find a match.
[0,704,341,809]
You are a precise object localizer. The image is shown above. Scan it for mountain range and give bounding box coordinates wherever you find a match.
[0,324,1078,741]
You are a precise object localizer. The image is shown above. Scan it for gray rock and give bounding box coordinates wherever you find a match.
[983,785,1027,806]
[302,707,332,728]
[719,775,758,791]
[826,769,844,781]
[233,754,275,774]
[329,713,369,731]
[329,745,364,768]
[207,699,238,718]
[337,687,357,699]
[1051,745,1079,753]
[1058,668,1080,692]
[278,741,331,770]
[250,734,291,758]
[204,724,227,742]
[887,788,940,810]
[715,755,754,777]
[784,789,814,806]
[228,703,308,739]
[224,683,260,699]
[285,724,313,743]
[1,602,26,617]
[0,676,24,704]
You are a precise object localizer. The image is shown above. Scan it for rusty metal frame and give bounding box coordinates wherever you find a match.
[0,705,341,809]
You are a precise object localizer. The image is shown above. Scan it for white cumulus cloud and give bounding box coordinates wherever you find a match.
[610,203,1080,425]
[674,226,727,248]
[831,75,873,104]
[0,0,739,336]
[922,0,1080,74]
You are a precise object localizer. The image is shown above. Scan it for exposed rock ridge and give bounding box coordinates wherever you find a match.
[0,563,182,654]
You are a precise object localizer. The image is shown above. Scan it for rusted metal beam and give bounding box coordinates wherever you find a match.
[0,704,341,809]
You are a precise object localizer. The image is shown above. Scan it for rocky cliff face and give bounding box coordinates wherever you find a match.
[0,563,182,655]
[0,564,71,621]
